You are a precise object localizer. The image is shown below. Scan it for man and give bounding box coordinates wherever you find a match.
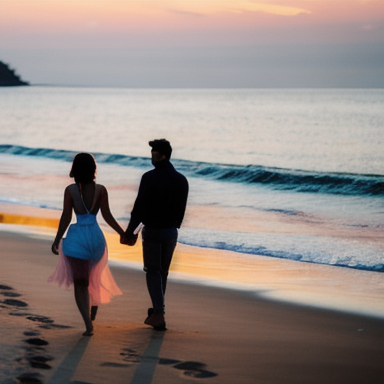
[122,139,188,330]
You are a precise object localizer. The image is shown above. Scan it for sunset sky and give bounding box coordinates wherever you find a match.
[1,0,383,87]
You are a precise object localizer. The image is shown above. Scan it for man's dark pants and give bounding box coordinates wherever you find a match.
[142,227,178,312]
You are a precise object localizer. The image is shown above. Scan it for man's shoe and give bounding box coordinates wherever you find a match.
[144,308,154,325]
[144,311,167,331]
[153,322,167,331]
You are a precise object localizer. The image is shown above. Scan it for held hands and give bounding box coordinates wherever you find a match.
[120,232,138,246]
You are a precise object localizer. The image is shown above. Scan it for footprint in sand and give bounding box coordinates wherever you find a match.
[24,330,41,337]
[157,357,218,378]
[0,284,13,290]
[1,284,60,380]
[27,315,54,324]
[24,337,49,347]
[120,348,141,363]
[172,361,218,378]
[16,372,44,384]
[1,291,22,297]
[22,337,54,370]
[39,322,72,330]
[2,298,28,307]
[28,355,53,370]
[158,358,180,365]
[0,284,28,307]
[118,347,218,379]
[27,314,72,330]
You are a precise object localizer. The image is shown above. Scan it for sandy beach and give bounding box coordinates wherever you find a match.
[0,206,384,384]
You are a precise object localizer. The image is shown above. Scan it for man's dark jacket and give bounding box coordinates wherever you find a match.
[126,159,188,235]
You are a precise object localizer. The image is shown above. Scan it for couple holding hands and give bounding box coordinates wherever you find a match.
[50,139,189,336]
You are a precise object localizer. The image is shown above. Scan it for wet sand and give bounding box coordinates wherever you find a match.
[1,201,384,319]
[0,227,383,384]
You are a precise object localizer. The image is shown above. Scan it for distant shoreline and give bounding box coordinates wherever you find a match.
[2,83,384,90]
[0,60,29,86]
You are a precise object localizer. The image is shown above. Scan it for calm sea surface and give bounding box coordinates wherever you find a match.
[0,87,383,272]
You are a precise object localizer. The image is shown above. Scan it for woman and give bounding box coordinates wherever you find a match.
[49,153,124,336]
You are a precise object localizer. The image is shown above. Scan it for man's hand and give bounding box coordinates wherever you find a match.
[120,233,138,246]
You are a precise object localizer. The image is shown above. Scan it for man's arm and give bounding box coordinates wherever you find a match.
[125,174,147,237]
[176,175,189,228]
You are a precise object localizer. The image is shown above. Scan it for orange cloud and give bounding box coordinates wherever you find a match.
[0,0,311,29]
[157,0,312,16]
[1,0,383,44]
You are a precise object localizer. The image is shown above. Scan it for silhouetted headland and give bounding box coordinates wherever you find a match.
[0,61,29,86]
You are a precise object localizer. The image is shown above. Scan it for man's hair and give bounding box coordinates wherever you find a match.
[69,153,97,183]
[149,139,172,160]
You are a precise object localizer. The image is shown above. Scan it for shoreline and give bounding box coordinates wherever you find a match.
[0,201,384,320]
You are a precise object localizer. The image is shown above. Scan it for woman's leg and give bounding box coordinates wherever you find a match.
[67,256,93,335]
[91,305,98,321]
[73,280,93,335]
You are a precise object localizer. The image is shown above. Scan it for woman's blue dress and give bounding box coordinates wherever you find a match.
[48,184,122,305]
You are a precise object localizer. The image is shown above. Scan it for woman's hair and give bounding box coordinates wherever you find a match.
[69,153,97,183]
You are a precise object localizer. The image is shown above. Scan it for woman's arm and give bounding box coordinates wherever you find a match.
[51,186,73,254]
[99,186,125,236]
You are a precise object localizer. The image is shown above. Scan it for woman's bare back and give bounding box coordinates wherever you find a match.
[68,183,103,215]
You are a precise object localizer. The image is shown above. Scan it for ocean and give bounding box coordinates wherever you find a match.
[0,86,383,273]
